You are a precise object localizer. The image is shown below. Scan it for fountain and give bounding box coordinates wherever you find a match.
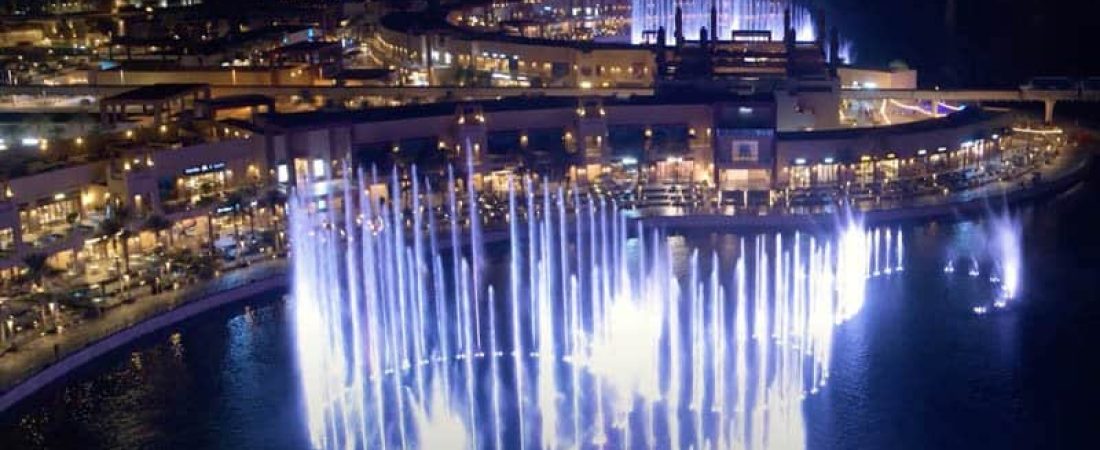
[630,0,854,62]
[944,211,1024,315]
[989,212,1022,302]
[632,0,815,43]
[289,162,904,449]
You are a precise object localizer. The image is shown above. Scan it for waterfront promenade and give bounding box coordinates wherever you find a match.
[0,140,1092,414]
[0,258,287,410]
[643,142,1094,229]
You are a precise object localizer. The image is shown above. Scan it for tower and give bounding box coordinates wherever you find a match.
[674,3,684,46]
[710,0,718,41]
[829,26,840,75]
[783,8,792,44]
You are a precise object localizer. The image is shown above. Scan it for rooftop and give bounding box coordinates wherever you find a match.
[102,84,208,103]
[269,41,342,55]
[777,107,1001,141]
[381,10,645,52]
[260,92,776,130]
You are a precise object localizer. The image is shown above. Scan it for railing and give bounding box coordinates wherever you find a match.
[0,258,287,393]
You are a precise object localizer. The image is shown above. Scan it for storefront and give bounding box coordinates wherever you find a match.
[789,159,812,188]
[652,156,694,185]
[853,156,875,185]
[718,168,770,191]
[19,191,81,239]
[876,155,900,181]
[814,160,839,185]
[176,162,229,203]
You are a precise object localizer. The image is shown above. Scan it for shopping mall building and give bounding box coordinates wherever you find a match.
[0,4,1032,274]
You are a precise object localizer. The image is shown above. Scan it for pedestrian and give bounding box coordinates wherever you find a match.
[53,343,60,362]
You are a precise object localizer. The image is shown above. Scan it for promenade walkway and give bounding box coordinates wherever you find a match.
[643,144,1094,229]
[0,258,287,399]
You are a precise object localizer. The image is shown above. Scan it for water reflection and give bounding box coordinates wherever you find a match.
[4,179,1100,450]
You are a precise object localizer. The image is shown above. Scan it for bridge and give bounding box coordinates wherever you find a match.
[841,88,1100,122]
[3,84,1098,122]
[0,84,653,104]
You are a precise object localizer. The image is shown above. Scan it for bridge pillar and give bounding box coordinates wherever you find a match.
[1044,99,1056,123]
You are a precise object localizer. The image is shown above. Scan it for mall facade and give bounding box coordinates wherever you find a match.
[0,3,1031,276]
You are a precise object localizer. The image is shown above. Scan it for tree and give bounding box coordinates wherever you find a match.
[297,89,314,106]
[261,188,287,215]
[259,188,287,250]
[143,214,173,248]
[222,190,244,243]
[22,252,52,289]
[237,185,259,236]
[23,252,58,330]
[98,204,133,274]
[190,252,218,280]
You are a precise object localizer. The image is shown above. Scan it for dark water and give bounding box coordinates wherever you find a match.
[3,172,1100,449]
[0,296,310,450]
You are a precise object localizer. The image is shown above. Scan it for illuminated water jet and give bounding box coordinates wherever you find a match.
[289,164,903,449]
[989,211,1023,301]
[632,0,817,44]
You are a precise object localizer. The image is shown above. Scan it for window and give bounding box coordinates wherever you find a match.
[738,144,753,159]
[277,164,289,183]
[732,141,758,162]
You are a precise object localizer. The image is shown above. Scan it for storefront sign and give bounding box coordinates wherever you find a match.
[183,162,226,176]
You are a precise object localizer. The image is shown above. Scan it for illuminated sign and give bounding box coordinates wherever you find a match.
[183,162,226,176]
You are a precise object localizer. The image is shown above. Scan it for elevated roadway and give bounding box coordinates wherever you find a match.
[841,88,1100,122]
[0,84,653,103]
[3,84,1099,122]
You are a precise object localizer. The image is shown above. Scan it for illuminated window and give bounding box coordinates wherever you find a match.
[277,164,290,183]
[732,141,758,161]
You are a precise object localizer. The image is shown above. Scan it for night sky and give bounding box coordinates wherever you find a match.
[827,0,1100,87]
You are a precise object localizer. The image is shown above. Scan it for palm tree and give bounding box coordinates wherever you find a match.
[22,252,60,327]
[143,214,173,248]
[98,204,133,274]
[22,252,51,289]
[97,216,124,273]
[261,188,286,217]
[222,191,244,243]
[259,188,287,250]
[237,185,259,236]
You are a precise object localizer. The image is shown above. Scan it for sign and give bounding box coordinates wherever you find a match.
[183,162,226,176]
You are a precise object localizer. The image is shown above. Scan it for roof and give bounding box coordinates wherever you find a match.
[197,94,274,109]
[381,11,645,52]
[270,41,342,55]
[102,84,208,103]
[0,112,97,123]
[107,61,282,72]
[777,108,1004,141]
[261,92,775,130]
[336,68,395,80]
